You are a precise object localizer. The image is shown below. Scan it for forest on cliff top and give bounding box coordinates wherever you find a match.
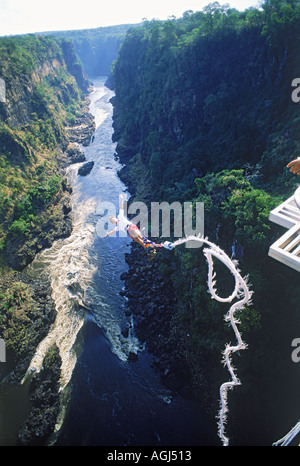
[1,0,300,445]
[111,0,300,444]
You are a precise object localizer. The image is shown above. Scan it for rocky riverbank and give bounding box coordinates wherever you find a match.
[0,271,60,445]
[66,110,95,147]
[4,179,73,271]
[3,103,95,272]
[121,242,210,402]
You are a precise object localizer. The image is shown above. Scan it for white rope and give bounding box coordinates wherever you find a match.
[171,235,253,446]
[273,421,300,446]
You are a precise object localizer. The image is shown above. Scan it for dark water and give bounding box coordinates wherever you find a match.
[56,320,216,446]
[21,78,218,447]
[2,77,299,448]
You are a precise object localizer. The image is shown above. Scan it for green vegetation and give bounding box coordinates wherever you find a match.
[0,281,33,358]
[112,1,300,441]
[112,2,300,200]
[1,0,300,443]
[0,35,89,263]
[112,0,300,302]
[44,23,138,77]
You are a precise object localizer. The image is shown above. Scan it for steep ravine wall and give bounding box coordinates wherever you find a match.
[0,35,95,445]
[110,12,300,446]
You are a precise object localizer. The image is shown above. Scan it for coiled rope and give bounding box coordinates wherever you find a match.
[171,235,253,446]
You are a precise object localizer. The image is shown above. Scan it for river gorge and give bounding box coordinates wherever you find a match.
[0,78,217,447]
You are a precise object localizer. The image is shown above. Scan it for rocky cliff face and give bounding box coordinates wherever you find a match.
[0,37,88,127]
[60,39,90,93]
[0,35,95,271]
[0,35,95,446]
[3,56,62,128]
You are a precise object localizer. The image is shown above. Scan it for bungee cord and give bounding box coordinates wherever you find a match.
[273,421,300,446]
[170,235,253,446]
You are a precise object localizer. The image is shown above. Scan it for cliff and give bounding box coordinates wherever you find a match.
[111,3,300,445]
[0,35,95,271]
[43,23,140,77]
[0,34,95,445]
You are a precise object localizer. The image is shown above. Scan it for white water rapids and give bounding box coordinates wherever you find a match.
[22,79,141,392]
[18,78,253,447]
[0,78,217,447]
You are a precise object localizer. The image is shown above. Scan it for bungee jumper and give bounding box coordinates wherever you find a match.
[105,194,173,260]
[104,196,253,446]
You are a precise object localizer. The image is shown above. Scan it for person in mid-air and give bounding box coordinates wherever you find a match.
[287,158,300,175]
[105,194,158,259]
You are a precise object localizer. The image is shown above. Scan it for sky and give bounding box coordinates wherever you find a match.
[0,0,261,37]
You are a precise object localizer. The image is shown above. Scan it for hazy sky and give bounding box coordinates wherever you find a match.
[0,0,261,36]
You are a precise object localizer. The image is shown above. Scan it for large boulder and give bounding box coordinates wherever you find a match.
[78,161,94,176]
[65,143,86,164]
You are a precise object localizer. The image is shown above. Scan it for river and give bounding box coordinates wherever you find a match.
[5,78,218,447]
